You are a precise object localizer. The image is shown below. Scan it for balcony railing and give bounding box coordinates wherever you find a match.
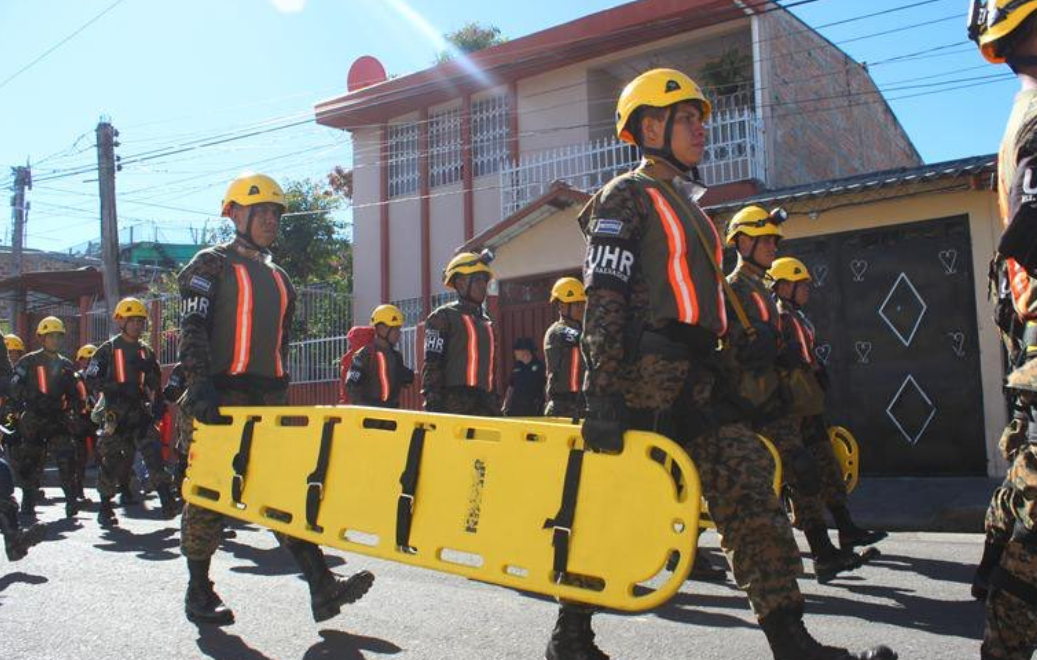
[501,104,765,217]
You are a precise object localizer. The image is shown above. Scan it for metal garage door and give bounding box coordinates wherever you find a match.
[783,215,986,476]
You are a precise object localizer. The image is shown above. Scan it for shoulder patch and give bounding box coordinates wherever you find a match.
[591,218,625,238]
[188,275,213,294]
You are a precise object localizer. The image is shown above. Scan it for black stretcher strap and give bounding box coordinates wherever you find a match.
[543,448,585,581]
[230,417,258,505]
[305,418,340,529]
[396,427,427,552]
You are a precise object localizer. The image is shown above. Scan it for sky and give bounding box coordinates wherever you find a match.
[0,0,1014,253]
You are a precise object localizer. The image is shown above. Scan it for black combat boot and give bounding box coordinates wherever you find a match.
[185,558,235,626]
[805,525,878,584]
[831,506,888,550]
[1,503,45,561]
[156,484,179,519]
[545,606,609,660]
[972,540,1006,601]
[19,488,36,522]
[97,497,118,528]
[761,605,897,660]
[119,483,138,507]
[63,487,79,519]
[286,540,375,622]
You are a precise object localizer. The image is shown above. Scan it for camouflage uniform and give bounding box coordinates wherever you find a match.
[579,166,803,621]
[162,363,189,498]
[70,369,96,501]
[86,337,171,500]
[543,319,585,419]
[345,341,414,408]
[9,350,79,515]
[421,299,500,416]
[982,87,1037,658]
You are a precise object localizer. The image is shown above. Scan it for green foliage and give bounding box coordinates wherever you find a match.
[699,49,752,96]
[435,22,507,63]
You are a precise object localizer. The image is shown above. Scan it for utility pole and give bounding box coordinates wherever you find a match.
[96,120,120,326]
[9,164,31,332]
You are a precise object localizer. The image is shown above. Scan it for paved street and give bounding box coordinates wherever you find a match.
[1,488,985,660]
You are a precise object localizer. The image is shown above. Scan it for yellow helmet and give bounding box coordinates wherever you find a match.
[550,277,587,304]
[725,205,787,245]
[76,344,98,361]
[4,334,24,352]
[443,250,494,286]
[768,257,812,285]
[37,316,66,336]
[221,172,286,217]
[371,304,404,328]
[968,0,1037,63]
[113,297,148,321]
[615,68,712,145]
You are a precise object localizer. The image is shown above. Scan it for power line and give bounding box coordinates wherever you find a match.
[0,0,129,92]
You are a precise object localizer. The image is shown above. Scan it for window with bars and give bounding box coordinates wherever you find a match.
[387,122,420,198]
[472,94,511,178]
[429,107,462,188]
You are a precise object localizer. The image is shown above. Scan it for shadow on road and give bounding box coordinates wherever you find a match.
[196,626,275,660]
[0,571,48,593]
[222,538,346,577]
[43,517,82,541]
[302,629,403,659]
[649,589,757,630]
[94,525,180,561]
[869,552,973,586]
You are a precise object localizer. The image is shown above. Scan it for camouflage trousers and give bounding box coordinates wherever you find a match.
[9,410,76,494]
[626,354,804,621]
[544,395,582,420]
[436,387,501,417]
[801,415,848,510]
[983,445,1037,658]
[96,399,170,499]
[760,416,826,531]
[181,386,319,562]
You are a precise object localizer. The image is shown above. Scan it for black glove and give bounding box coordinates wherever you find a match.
[400,366,415,387]
[582,394,626,453]
[183,379,225,425]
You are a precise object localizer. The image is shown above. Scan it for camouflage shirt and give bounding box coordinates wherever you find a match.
[86,336,161,405]
[544,318,584,398]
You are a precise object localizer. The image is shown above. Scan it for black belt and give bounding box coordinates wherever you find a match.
[543,448,585,581]
[396,427,427,553]
[305,418,340,531]
[230,417,259,505]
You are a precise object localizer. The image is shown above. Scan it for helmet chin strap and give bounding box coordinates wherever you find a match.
[561,304,582,326]
[642,107,698,178]
[235,206,265,251]
[741,236,769,272]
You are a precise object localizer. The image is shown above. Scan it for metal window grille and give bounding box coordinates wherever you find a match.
[287,336,349,385]
[472,94,511,178]
[388,122,420,198]
[391,292,456,328]
[429,108,462,188]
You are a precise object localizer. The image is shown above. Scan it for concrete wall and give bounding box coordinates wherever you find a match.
[517,66,590,156]
[350,126,383,324]
[756,11,921,190]
[429,181,465,296]
[491,207,586,282]
[388,196,421,303]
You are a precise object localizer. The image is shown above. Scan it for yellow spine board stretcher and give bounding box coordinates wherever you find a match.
[183,406,701,612]
[828,426,860,494]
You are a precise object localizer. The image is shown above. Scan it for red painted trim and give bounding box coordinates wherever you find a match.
[507,81,519,164]
[314,0,767,130]
[462,95,474,241]
[419,107,431,317]
[460,183,590,253]
[380,123,391,302]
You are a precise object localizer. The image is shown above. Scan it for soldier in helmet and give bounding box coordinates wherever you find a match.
[543,277,586,419]
[346,304,414,408]
[0,335,23,482]
[0,326,40,559]
[969,3,1037,657]
[724,206,878,585]
[70,343,99,505]
[5,335,25,365]
[767,257,887,551]
[177,172,373,627]
[8,317,80,520]
[553,68,895,660]
[86,297,175,526]
[422,251,500,416]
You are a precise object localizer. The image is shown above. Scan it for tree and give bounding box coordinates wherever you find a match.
[435,22,507,63]
[326,165,353,201]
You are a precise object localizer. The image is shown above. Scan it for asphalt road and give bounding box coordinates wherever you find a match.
[0,489,986,660]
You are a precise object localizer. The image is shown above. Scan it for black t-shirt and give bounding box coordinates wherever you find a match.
[503,358,546,417]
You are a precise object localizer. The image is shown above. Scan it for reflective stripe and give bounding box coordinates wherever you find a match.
[705,212,728,336]
[76,379,88,402]
[376,351,390,402]
[36,365,48,395]
[461,315,479,388]
[139,349,146,389]
[272,268,289,378]
[486,321,495,391]
[790,316,812,364]
[647,188,698,324]
[569,346,581,393]
[230,263,254,375]
[114,348,126,384]
[750,291,770,323]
